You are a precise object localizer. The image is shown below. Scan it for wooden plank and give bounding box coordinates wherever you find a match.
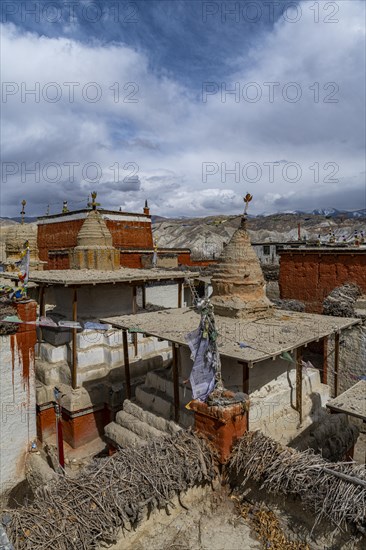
[172,343,180,423]
[122,330,131,400]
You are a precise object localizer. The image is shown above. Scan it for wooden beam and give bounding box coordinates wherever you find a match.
[172,343,180,423]
[334,332,340,397]
[142,285,146,309]
[322,336,328,384]
[132,285,137,314]
[39,285,46,317]
[122,330,131,400]
[133,333,138,357]
[178,282,183,308]
[72,288,78,390]
[238,361,249,394]
[295,347,303,425]
[37,285,46,357]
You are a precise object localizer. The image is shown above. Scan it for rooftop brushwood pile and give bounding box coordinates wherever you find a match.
[227,431,366,535]
[4,431,216,550]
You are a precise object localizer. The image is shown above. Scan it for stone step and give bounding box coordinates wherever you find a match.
[355,296,366,308]
[135,385,194,429]
[115,410,165,440]
[104,421,145,448]
[123,399,182,435]
[145,368,193,405]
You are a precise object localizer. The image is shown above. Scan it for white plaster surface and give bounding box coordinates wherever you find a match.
[145,283,181,309]
[0,336,37,500]
[249,368,330,444]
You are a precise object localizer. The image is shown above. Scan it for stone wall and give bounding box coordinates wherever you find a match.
[279,250,366,313]
[0,302,37,503]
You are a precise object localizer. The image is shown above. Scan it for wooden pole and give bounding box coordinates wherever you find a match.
[132,285,137,314]
[238,361,249,394]
[142,285,146,309]
[39,285,46,317]
[38,285,46,357]
[71,288,78,390]
[122,330,131,400]
[172,343,180,423]
[334,332,340,397]
[322,336,328,384]
[178,282,183,308]
[295,348,303,425]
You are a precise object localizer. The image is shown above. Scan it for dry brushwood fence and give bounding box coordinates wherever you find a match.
[227,431,366,535]
[4,431,216,550]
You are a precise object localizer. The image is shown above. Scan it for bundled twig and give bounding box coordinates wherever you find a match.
[227,431,366,534]
[4,431,216,550]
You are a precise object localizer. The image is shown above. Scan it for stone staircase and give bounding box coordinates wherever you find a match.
[135,367,194,428]
[105,399,183,448]
[104,367,195,448]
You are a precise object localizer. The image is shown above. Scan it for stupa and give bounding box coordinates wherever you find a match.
[70,192,120,270]
[4,200,43,271]
[210,194,273,318]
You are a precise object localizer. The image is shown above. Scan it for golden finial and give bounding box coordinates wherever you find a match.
[20,200,26,225]
[243,193,253,214]
[88,191,100,211]
[241,193,253,228]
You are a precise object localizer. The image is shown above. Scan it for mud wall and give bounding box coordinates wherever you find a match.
[279,251,366,313]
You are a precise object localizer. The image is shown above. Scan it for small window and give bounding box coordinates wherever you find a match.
[263,245,270,255]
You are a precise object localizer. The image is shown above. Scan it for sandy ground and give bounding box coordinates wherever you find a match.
[107,486,261,550]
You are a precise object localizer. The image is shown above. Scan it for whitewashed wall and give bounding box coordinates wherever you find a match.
[0,335,36,501]
[145,283,183,309]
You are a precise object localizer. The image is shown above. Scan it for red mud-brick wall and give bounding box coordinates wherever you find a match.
[38,219,84,265]
[190,400,248,463]
[119,253,143,268]
[177,251,215,267]
[62,407,110,448]
[48,253,70,270]
[106,220,153,250]
[38,216,153,269]
[37,406,56,441]
[279,251,366,313]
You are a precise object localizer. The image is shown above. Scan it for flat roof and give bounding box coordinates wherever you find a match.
[101,308,360,364]
[326,380,366,420]
[1,268,197,287]
[279,247,366,254]
[37,208,150,221]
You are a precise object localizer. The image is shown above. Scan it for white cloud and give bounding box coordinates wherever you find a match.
[1,0,365,218]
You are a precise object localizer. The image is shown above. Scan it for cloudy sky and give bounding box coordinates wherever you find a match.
[1,0,365,217]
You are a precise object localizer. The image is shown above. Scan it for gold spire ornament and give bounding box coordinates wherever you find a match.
[20,200,26,224]
[88,191,101,211]
[241,193,253,228]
